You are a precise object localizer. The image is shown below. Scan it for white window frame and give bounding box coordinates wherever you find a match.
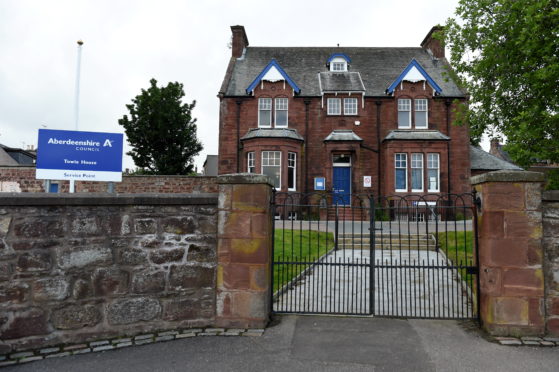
[330,57,348,72]
[344,98,358,115]
[427,153,440,192]
[415,99,428,129]
[262,151,281,190]
[398,99,412,129]
[411,153,424,192]
[247,152,255,173]
[258,98,272,127]
[327,98,341,115]
[288,152,296,191]
[395,153,408,192]
[274,97,288,127]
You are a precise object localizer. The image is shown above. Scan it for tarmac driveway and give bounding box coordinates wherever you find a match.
[5,315,559,372]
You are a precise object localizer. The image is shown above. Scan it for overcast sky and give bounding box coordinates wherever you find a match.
[0,0,462,171]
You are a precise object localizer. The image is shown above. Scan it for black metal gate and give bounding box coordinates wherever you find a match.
[271,192,479,319]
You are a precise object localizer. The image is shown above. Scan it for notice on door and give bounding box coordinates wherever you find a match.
[363,176,372,188]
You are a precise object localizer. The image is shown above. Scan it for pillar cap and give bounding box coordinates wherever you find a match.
[217,173,274,186]
[471,170,544,185]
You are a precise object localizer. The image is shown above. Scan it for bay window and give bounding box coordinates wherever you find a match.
[427,153,440,192]
[247,152,255,173]
[288,152,296,191]
[395,153,407,192]
[411,153,424,192]
[262,151,281,189]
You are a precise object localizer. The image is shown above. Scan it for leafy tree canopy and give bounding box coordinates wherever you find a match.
[445,0,559,167]
[118,79,203,175]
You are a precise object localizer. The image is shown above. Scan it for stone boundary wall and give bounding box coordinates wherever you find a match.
[0,167,217,194]
[543,190,559,335]
[0,193,218,355]
[472,170,546,336]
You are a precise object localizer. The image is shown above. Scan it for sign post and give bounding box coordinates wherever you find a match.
[36,129,123,183]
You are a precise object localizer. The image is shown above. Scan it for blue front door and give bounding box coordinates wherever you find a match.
[333,167,351,205]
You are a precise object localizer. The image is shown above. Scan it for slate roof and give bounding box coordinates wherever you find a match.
[240,128,304,141]
[470,146,523,171]
[0,147,19,166]
[0,144,36,166]
[318,72,365,92]
[383,130,450,142]
[223,47,465,97]
[324,130,363,142]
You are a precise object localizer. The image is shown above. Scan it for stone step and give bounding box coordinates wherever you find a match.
[337,234,436,238]
[334,245,439,251]
[338,238,435,245]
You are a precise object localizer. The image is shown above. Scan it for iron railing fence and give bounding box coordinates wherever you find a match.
[271,192,479,319]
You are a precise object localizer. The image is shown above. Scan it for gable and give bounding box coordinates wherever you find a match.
[386,59,442,95]
[245,59,300,94]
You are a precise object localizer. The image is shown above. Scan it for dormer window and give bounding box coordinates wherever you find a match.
[332,61,346,71]
[327,53,351,72]
[330,58,347,72]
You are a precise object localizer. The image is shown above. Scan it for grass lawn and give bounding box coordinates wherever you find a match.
[437,230,476,290]
[273,229,335,292]
[437,230,474,266]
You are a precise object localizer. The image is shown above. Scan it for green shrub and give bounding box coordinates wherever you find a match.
[545,169,559,190]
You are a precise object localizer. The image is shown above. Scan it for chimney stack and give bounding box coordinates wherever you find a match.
[489,139,501,156]
[230,25,249,58]
[421,26,445,59]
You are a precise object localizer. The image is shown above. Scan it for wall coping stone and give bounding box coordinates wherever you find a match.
[471,170,544,185]
[0,166,36,169]
[0,193,218,206]
[543,190,559,201]
[0,167,217,179]
[217,173,273,186]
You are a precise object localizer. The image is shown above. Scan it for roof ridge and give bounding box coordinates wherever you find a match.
[247,46,425,50]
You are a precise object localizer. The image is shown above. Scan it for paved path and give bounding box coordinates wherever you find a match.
[275,249,473,318]
[6,315,559,372]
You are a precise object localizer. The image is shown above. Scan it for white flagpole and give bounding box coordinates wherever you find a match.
[70,40,83,193]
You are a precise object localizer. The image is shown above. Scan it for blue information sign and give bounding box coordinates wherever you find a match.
[314,177,325,191]
[36,129,123,182]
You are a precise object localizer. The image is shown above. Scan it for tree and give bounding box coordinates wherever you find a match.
[118,79,203,174]
[445,0,559,167]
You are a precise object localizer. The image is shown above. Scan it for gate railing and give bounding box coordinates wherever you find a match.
[271,192,479,319]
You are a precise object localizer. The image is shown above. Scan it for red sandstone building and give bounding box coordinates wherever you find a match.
[218,26,471,200]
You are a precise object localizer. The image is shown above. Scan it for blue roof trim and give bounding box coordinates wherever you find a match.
[245,59,301,94]
[386,59,442,94]
[327,53,351,63]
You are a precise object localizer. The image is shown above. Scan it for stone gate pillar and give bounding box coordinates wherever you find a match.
[215,174,273,328]
[471,170,545,336]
